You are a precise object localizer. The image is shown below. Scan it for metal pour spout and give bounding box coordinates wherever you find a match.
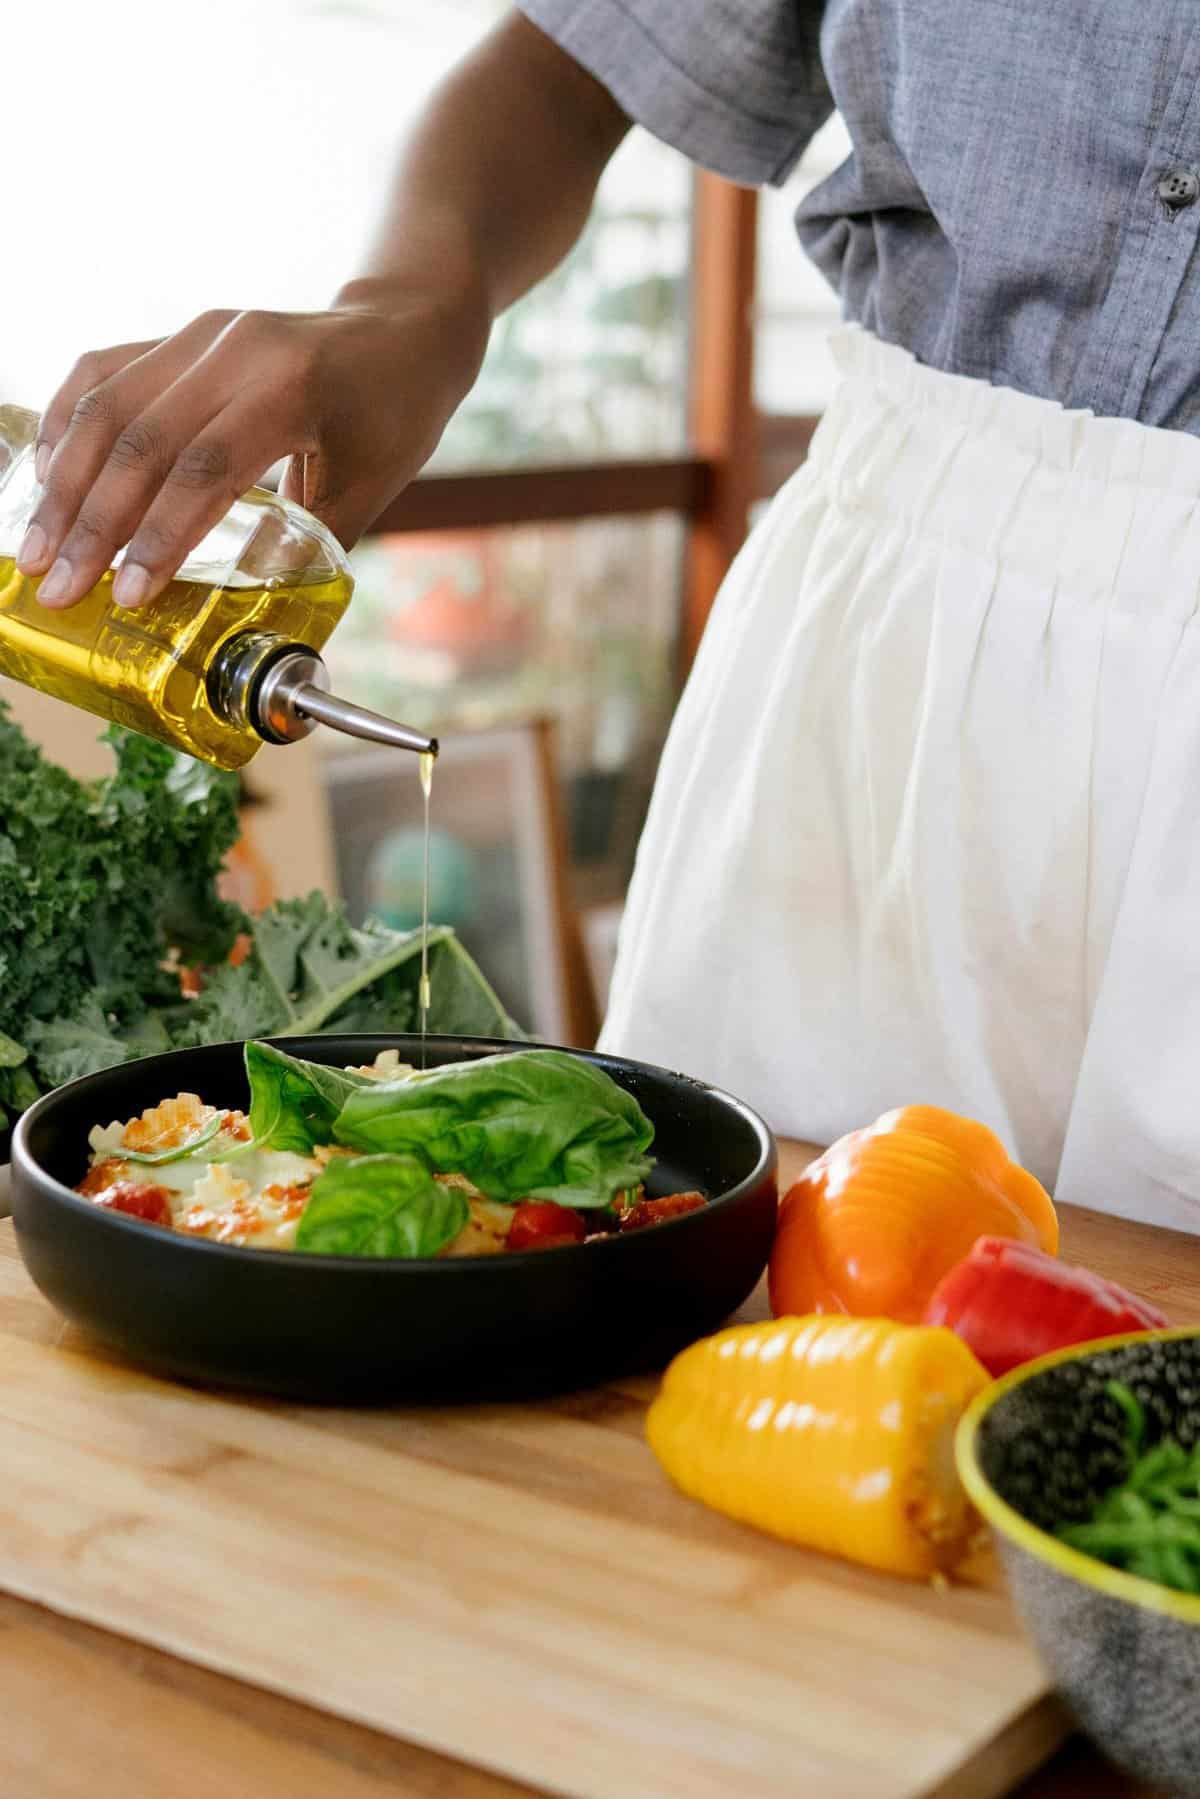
[237,639,438,757]
[291,681,438,757]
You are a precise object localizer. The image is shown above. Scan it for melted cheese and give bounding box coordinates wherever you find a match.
[177,1158,315,1250]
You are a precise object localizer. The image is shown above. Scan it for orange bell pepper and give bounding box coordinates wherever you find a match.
[647,1315,989,1579]
[768,1106,1058,1324]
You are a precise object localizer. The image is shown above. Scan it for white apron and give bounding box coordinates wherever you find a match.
[599,326,1200,1233]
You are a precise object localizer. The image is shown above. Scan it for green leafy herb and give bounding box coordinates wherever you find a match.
[1107,1380,1146,1456]
[295,1152,468,1258]
[243,1040,375,1156]
[333,1047,654,1209]
[1054,1379,1200,1595]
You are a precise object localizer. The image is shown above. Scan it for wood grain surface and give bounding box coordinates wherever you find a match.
[0,1141,1194,1799]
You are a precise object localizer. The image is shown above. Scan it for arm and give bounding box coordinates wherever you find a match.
[20,12,630,611]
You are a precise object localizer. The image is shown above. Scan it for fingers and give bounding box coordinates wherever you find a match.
[34,340,162,482]
[111,399,296,609]
[32,387,222,608]
[36,375,254,609]
[19,302,442,611]
[20,312,241,603]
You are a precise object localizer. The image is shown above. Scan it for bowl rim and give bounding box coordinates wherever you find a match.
[10,1031,778,1273]
[956,1325,1200,1625]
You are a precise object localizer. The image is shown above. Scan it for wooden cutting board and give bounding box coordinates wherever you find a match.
[5,1154,1172,1799]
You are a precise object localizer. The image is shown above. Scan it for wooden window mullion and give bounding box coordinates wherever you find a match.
[680,175,760,674]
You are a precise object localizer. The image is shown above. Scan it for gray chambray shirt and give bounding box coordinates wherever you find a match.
[518,0,1200,432]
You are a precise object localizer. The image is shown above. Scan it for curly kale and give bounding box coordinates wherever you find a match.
[0,701,242,1122]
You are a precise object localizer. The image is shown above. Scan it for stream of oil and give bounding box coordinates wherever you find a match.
[418,749,435,1065]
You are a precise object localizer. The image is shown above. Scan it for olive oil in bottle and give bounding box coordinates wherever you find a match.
[0,555,356,769]
[0,402,435,769]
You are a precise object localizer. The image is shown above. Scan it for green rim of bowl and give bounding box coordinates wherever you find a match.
[956,1325,1200,1626]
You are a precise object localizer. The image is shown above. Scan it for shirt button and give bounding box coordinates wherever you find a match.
[1158,167,1200,210]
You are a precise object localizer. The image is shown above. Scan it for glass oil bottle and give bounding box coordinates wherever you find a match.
[0,402,434,768]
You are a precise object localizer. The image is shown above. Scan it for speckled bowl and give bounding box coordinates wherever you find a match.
[957,1331,1200,1795]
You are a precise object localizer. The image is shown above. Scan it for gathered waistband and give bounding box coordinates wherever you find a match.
[798,329,1200,615]
[825,326,1200,500]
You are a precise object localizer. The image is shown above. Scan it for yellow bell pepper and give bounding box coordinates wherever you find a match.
[646,1315,989,1579]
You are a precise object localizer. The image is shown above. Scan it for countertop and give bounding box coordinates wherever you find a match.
[0,1143,1192,1799]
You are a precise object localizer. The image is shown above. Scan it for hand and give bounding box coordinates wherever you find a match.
[18,285,489,610]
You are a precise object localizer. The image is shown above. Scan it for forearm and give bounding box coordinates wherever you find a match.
[22,11,630,606]
[335,12,630,355]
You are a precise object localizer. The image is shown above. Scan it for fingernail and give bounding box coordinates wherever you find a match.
[112,561,151,609]
[17,524,48,573]
[34,443,51,484]
[36,558,74,606]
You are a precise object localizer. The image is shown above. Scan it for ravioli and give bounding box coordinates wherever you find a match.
[75,1052,507,1254]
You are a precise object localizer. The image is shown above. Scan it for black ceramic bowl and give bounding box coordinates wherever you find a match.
[957,1331,1200,1796]
[10,1034,777,1403]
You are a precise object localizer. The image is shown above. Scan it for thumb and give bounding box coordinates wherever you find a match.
[279,449,371,549]
[278,451,314,511]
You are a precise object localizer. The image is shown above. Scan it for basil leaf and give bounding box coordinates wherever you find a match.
[244,1040,375,1155]
[118,1113,224,1165]
[333,1048,654,1209]
[295,1153,468,1258]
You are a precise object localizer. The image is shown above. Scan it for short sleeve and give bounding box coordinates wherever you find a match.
[517,0,832,187]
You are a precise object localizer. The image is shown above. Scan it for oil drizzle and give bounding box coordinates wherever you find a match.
[418,749,435,1064]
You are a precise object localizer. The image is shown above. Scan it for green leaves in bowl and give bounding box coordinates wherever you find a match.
[332,1048,655,1210]
[243,1041,375,1156]
[1055,1380,1200,1595]
[239,1040,657,1257]
[295,1154,468,1259]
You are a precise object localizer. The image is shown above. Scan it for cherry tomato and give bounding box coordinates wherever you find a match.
[619,1192,706,1232]
[92,1183,173,1228]
[506,1200,588,1252]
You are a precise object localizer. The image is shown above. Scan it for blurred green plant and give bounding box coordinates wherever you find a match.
[434,203,687,467]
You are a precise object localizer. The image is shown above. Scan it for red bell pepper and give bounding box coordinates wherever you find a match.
[921,1235,1168,1376]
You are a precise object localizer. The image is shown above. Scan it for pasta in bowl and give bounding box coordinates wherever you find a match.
[74,1043,707,1258]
